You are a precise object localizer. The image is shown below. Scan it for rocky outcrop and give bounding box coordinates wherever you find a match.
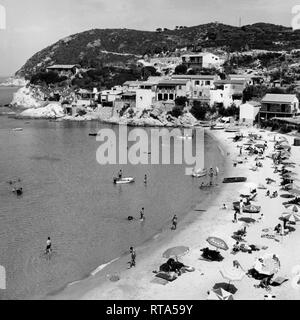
[105,106,199,127]
[11,86,46,109]
[19,102,65,119]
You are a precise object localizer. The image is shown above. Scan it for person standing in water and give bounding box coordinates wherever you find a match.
[172,215,178,230]
[144,174,147,184]
[140,207,145,221]
[45,237,52,255]
[118,169,123,179]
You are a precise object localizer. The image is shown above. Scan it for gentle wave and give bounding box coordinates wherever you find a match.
[90,257,120,276]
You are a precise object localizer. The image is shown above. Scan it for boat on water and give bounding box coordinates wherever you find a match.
[191,168,207,178]
[89,133,98,137]
[12,128,23,132]
[113,177,135,184]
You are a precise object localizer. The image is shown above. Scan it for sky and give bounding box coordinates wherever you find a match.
[0,0,298,76]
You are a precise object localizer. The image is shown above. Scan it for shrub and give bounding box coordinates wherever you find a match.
[175,96,188,107]
[190,101,210,120]
[168,105,184,118]
[174,64,187,75]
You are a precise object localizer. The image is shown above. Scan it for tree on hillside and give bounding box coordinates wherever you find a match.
[190,101,210,120]
[175,96,188,107]
[156,28,162,33]
[168,105,184,118]
[174,64,187,75]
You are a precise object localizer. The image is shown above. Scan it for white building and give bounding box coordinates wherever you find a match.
[135,89,156,109]
[181,53,224,70]
[172,74,219,102]
[156,79,191,102]
[210,80,247,108]
[239,101,261,125]
[100,87,124,106]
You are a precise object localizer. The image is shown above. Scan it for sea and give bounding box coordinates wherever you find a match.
[0,85,226,299]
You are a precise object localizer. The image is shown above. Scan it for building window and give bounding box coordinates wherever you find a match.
[205,81,210,85]
[158,93,163,101]
[195,81,200,85]
[169,94,174,100]
[163,93,168,100]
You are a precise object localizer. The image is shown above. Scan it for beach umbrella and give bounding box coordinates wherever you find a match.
[213,282,238,294]
[207,288,234,300]
[289,189,300,197]
[206,237,229,251]
[162,246,189,259]
[285,204,300,212]
[220,267,245,283]
[280,193,295,198]
[282,212,300,223]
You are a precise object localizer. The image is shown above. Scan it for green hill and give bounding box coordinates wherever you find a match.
[16,22,300,77]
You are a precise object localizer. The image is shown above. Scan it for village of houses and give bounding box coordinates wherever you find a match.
[15,50,300,130]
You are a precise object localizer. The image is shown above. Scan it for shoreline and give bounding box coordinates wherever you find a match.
[44,128,234,300]
[46,127,300,300]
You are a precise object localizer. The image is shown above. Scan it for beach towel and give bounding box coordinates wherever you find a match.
[271,276,288,286]
[155,272,177,282]
[150,277,169,285]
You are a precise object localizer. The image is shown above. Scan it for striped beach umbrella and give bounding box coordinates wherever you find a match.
[207,288,234,300]
[206,237,229,251]
[282,212,300,223]
[220,267,245,283]
[289,189,300,197]
[285,204,300,212]
[162,246,189,259]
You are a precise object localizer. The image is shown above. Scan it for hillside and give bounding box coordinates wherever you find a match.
[16,22,300,77]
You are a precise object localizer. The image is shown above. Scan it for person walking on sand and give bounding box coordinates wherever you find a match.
[129,247,136,268]
[144,174,147,184]
[172,215,178,230]
[233,209,238,223]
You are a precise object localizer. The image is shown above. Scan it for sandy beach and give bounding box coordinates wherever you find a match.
[49,127,300,300]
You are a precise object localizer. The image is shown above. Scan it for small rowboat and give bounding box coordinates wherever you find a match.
[113,177,135,184]
[89,133,98,136]
[192,168,207,178]
[210,125,225,130]
[12,128,23,132]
